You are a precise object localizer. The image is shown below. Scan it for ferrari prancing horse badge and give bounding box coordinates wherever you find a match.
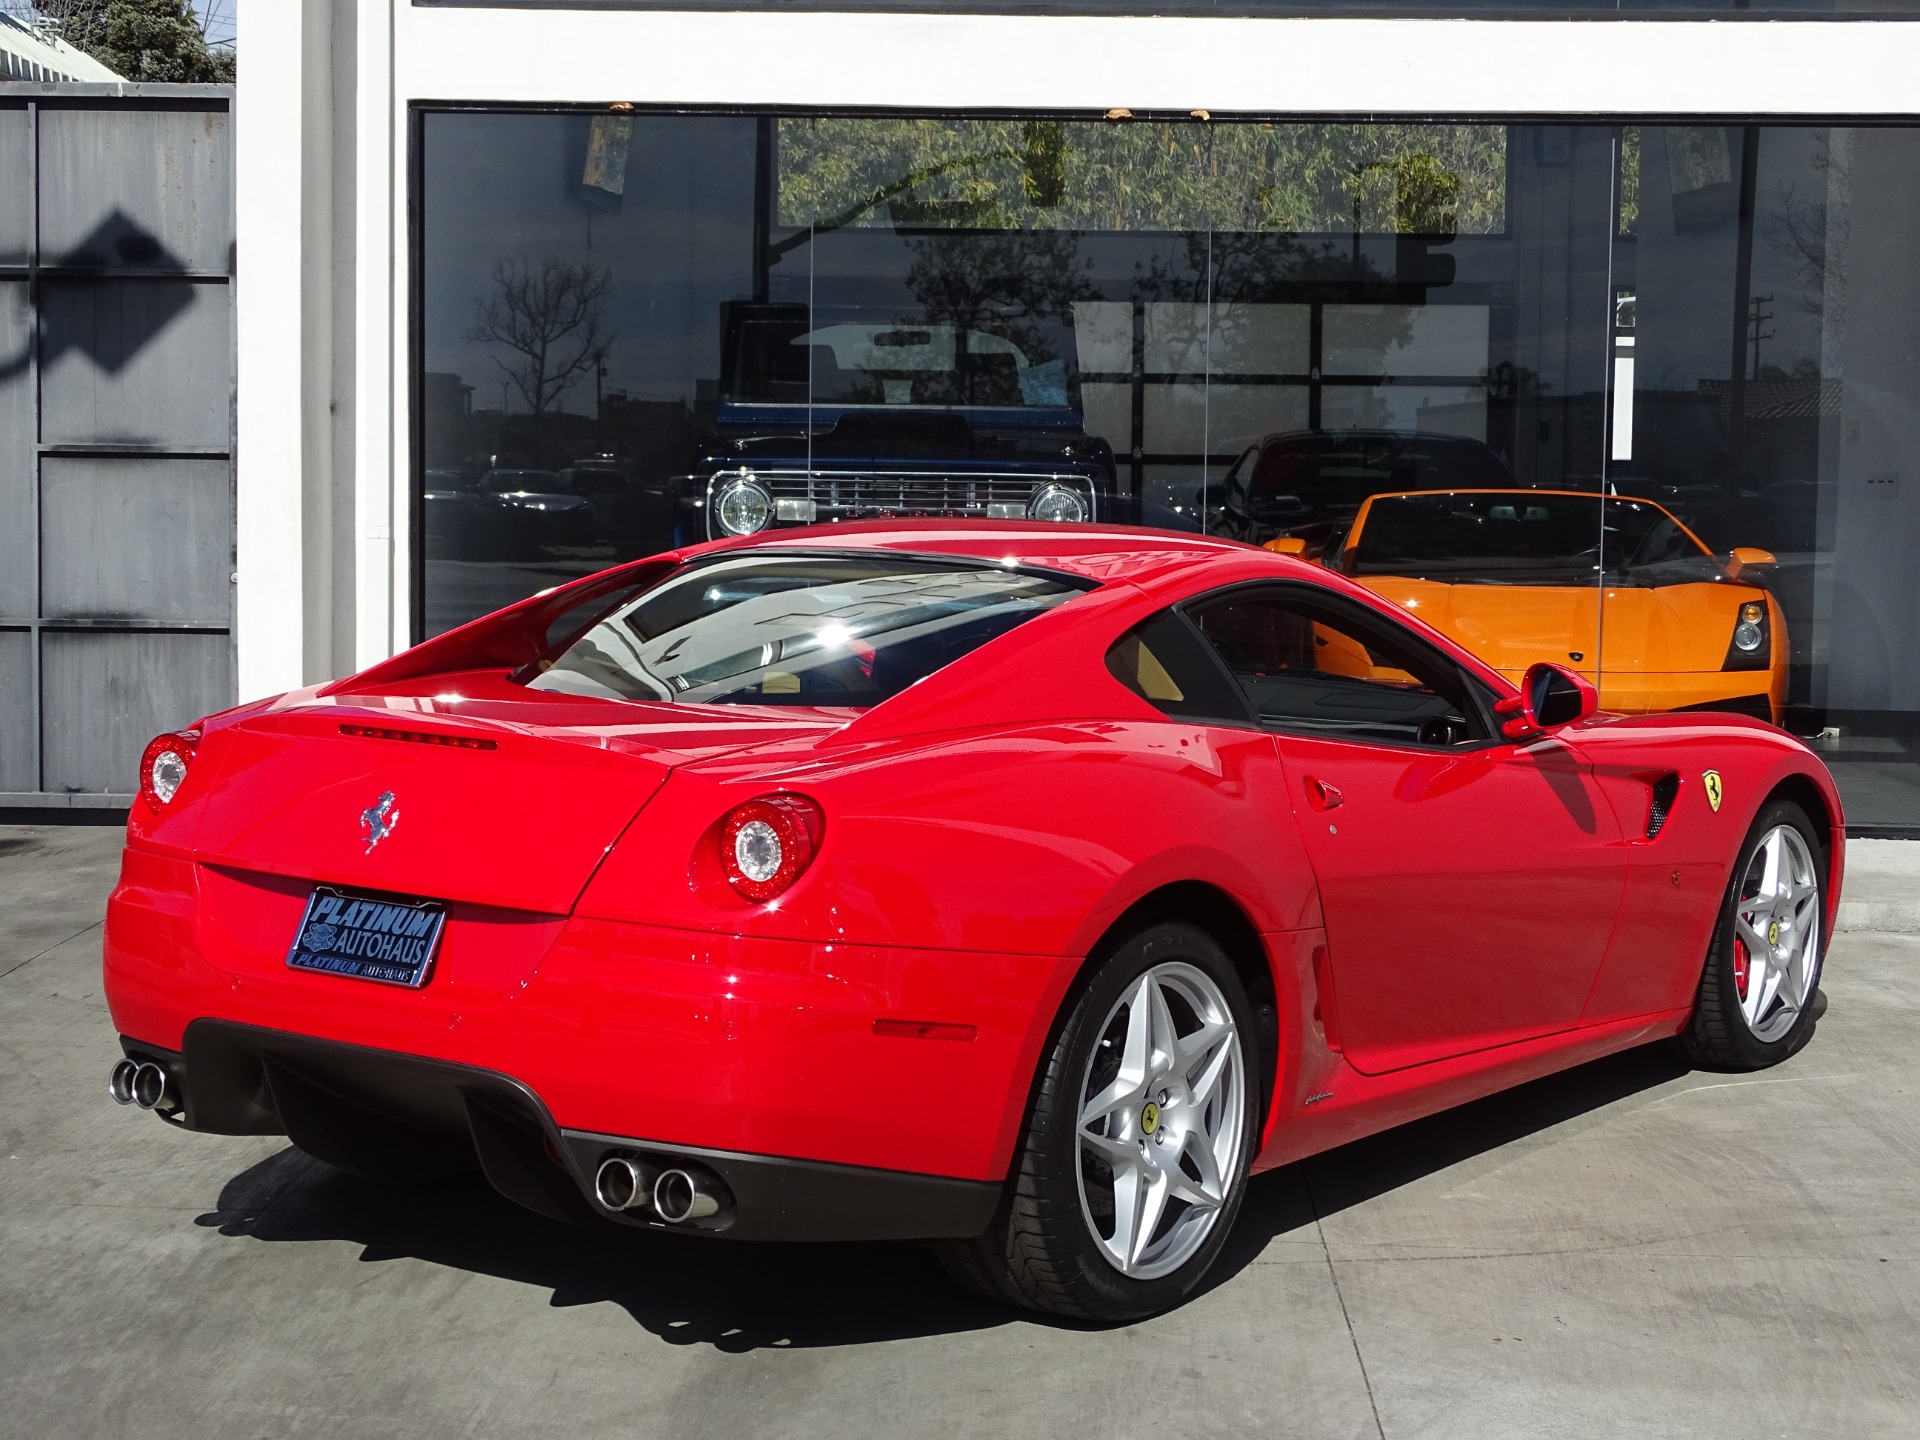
[1703,771,1724,813]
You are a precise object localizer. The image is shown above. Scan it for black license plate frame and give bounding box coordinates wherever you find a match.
[285,886,447,989]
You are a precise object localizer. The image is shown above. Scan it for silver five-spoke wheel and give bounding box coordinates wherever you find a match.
[1075,961,1247,1280]
[1732,823,1822,1043]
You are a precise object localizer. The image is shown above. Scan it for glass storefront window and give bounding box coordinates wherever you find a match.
[1611,126,1920,829]
[419,2,1920,16]
[418,110,1920,831]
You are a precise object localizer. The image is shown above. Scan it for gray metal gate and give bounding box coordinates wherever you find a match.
[0,84,234,811]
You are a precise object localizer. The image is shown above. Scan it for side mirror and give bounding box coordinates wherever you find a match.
[1264,536,1308,557]
[1495,663,1599,739]
[1725,546,1777,580]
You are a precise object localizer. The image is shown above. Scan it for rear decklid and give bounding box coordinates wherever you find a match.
[179,678,845,913]
[185,705,670,913]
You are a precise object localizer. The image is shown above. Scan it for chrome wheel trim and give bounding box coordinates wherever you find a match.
[1733,824,1823,1044]
[1074,961,1247,1282]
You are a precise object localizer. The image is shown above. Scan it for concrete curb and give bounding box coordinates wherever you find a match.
[1835,901,1920,934]
[1837,838,1919,935]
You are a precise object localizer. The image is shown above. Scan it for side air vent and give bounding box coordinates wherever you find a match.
[1646,772,1681,839]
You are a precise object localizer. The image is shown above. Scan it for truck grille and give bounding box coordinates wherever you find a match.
[703,468,1097,532]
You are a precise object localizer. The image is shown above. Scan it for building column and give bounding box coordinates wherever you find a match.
[236,0,375,701]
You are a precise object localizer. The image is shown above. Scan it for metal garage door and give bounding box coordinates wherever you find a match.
[0,86,234,811]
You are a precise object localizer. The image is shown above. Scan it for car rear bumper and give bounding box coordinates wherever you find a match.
[118,1021,999,1241]
[104,845,1066,1234]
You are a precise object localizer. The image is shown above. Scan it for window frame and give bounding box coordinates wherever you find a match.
[1167,579,1509,753]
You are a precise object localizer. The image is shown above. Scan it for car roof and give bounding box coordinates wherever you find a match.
[1364,486,1668,506]
[1258,429,1499,448]
[1347,488,1715,561]
[1357,487,1691,527]
[738,519,1261,586]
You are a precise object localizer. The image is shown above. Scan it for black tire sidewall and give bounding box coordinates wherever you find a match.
[1703,798,1828,1068]
[1036,921,1260,1319]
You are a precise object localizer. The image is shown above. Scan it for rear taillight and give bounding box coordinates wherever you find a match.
[138,730,200,810]
[719,795,823,902]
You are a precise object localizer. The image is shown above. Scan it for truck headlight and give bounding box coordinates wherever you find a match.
[1029,483,1089,524]
[714,479,774,536]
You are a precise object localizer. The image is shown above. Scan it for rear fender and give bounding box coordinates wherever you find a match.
[578,721,1317,952]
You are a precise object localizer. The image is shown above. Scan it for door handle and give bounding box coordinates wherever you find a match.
[1304,776,1344,811]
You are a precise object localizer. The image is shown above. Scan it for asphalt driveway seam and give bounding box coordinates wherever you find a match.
[0,919,102,983]
[1307,1166,1388,1440]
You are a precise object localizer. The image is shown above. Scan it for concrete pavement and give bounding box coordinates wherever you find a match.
[2,824,1915,1439]
[1838,838,1920,935]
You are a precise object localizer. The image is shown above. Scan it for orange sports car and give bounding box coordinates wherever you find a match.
[1267,489,1787,724]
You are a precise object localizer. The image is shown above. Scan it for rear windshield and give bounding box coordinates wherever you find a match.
[1349,493,1716,584]
[524,553,1088,707]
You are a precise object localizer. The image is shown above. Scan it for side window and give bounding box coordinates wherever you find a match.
[1106,610,1251,725]
[1189,590,1486,749]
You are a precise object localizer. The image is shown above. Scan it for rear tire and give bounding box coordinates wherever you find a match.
[1676,798,1828,1071]
[937,922,1258,1321]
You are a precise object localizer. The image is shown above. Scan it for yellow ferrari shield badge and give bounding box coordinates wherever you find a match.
[1140,1101,1161,1136]
[1703,771,1724,813]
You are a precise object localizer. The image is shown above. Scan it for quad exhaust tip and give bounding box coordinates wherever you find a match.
[594,1155,728,1224]
[108,1059,178,1114]
[108,1059,140,1105]
[652,1167,723,1224]
[594,1155,658,1213]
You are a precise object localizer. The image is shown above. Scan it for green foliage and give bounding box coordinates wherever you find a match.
[38,0,234,83]
[1385,150,1463,237]
[1617,128,1641,236]
[777,118,1507,236]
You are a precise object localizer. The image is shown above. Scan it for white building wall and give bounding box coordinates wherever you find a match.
[235,0,1920,702]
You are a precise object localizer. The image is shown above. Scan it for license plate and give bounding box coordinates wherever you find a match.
[286,887,447,989]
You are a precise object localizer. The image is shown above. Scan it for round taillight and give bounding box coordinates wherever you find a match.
[138,730,200,810]
[719,795,823,902]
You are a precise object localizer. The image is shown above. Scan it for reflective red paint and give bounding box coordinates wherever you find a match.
[104,522,1846,1224]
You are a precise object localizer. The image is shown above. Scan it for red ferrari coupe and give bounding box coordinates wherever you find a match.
[104,522,1843,1320]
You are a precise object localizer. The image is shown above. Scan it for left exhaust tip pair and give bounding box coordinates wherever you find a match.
[593,1154,726,1224]
[108,1058,177,1114]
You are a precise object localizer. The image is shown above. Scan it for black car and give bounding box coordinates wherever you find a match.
[1201,429,1517,555]
[474,469,598,557]
[557,458,674,553]
[672,303,1120,545]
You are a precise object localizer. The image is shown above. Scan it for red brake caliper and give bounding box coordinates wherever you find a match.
[1731,933,1751,999]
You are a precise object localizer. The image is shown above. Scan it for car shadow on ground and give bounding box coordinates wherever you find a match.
[1202,1042,1692,1294]
[195,1042,1691,1350]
